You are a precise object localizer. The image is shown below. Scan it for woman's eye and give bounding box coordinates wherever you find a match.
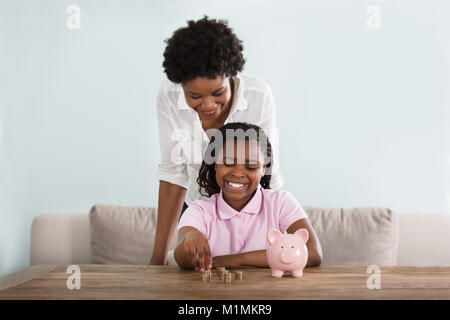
[190,95,201,99]
[212,91,224,97]
[246,166,258,170]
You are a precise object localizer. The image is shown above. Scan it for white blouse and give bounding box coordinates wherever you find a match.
[156,73,284,205]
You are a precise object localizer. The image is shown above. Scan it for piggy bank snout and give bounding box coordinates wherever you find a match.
[279,245,301,264]
[280,252,296,264]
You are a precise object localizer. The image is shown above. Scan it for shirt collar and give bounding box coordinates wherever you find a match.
[177,89,189,110]
[176,74,248,111]
[217,184,263,220]
[230,74,248,112]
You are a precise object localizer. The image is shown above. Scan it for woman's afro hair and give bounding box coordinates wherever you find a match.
[163,16,245,84]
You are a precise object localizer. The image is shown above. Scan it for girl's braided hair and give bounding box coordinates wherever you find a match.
[197,122,273,197]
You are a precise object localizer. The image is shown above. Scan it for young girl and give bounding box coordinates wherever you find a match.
[174,123,322,271]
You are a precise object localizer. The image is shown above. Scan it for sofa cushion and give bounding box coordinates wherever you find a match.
[89,204,177,265]
[304,206,399,266]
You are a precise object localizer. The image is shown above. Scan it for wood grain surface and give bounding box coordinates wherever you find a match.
[0,264,57,291]
[0,265,449,300]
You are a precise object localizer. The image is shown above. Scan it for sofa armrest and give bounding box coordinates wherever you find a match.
[31,213,91,265]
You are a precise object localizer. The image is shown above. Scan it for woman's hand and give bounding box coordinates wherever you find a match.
[182,229,212,271]
[212,254,243,269]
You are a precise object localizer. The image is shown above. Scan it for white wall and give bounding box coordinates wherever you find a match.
[0,0,449,277]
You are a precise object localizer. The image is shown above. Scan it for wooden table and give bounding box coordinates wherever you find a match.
[0,264,449,300]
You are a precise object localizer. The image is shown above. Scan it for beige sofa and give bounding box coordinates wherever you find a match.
[30,206,450,267]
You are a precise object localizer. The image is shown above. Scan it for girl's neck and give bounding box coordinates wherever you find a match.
[222,188,257,212]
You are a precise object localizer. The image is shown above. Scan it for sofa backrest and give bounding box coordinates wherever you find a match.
[397,213,450,266]
[30,206,450,266]
[303,206,398,266]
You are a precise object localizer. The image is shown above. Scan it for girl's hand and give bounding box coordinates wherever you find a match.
[183,230,212,271]
[212,254,243,269]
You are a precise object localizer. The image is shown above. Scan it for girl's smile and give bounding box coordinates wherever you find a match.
[224,179,250,192]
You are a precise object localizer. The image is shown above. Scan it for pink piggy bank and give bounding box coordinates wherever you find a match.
[266,228,309,278]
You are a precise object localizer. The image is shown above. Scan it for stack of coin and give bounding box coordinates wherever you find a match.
[217,267,226,280]
[224,272,232,284]
[201,269,212,282]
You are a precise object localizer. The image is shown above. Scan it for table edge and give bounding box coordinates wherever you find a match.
[0,265,57,291]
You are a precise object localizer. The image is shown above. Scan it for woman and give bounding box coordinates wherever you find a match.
[150,16,284,265]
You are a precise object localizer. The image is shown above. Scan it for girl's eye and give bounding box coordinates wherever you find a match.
[212,91,224,97]
[224,163,234,167]
[246,166,258,170]
[190,95,201,99]
[281,246,284,249]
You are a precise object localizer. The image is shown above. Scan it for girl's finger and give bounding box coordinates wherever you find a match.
[197,249,205,271]
[193,251,199,271]
[202,247,209,270]
[195,251,203,271]
[203,241,212,269]
[207,248,212,269]
[186,244,194,259]
[186,244,197,268]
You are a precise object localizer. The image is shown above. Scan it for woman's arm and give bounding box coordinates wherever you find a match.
[151,82,190,265]
[213,218,322,268]
[150,180,186,265]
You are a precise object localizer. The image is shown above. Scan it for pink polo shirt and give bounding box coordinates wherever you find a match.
[177,185,309,257]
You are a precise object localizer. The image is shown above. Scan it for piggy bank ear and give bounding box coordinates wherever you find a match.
[294,228,309,243]
[267,229,282,244]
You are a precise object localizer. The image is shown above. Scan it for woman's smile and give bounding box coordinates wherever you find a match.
[199,106,221,119]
